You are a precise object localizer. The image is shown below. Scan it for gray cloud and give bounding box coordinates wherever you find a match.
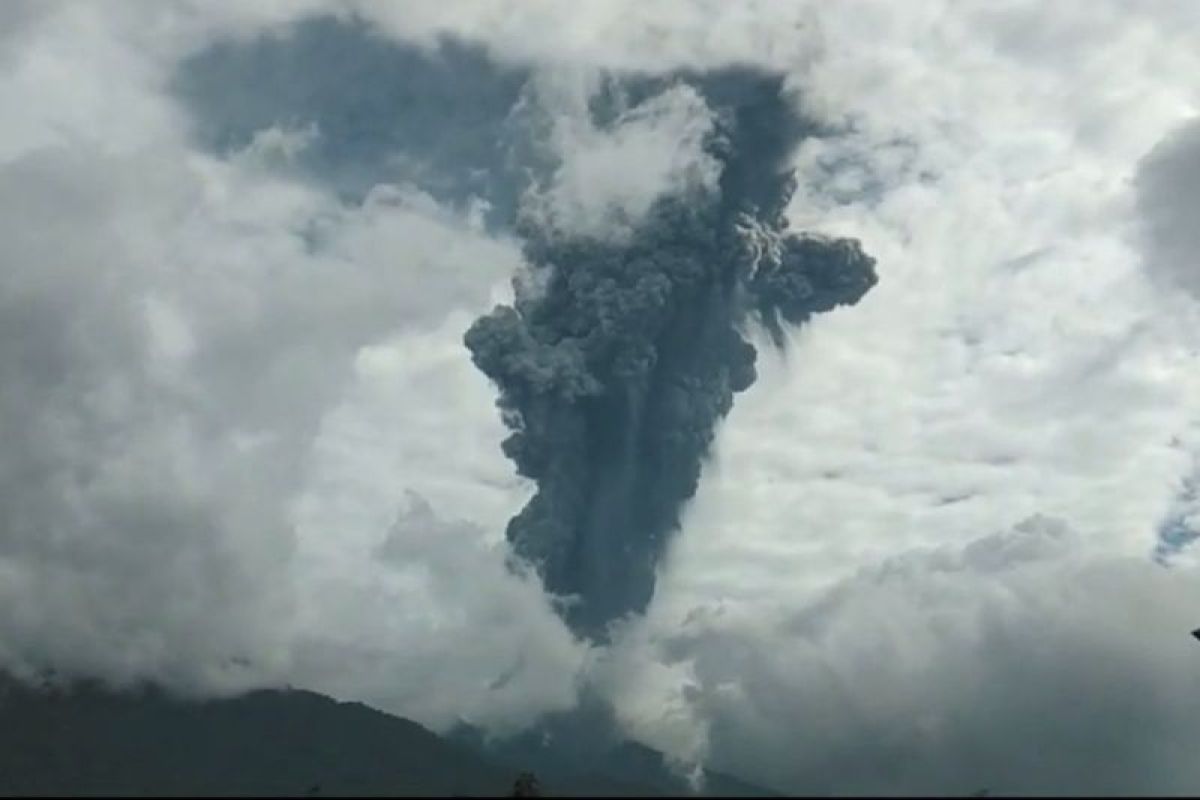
[1134,118,1200,564]
[630,516,1200,795]
[1136,117,1200,302]
[0,146,292,691]
[0,95,539,705]
[289,490,582,733]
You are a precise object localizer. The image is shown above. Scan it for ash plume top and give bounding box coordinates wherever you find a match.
[465,67,877,641]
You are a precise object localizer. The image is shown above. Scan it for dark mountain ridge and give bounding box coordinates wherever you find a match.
[0,673,776,797]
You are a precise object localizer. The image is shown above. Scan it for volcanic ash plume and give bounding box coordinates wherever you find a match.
[465,68,878,641]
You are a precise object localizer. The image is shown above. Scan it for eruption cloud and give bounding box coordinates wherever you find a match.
[465,68,878,640]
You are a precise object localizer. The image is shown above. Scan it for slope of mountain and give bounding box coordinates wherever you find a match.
[0,674,776,797]
[0,674,515,797]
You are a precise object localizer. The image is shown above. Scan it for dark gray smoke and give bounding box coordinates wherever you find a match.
[170,20,876,641]
[465,68,878,640]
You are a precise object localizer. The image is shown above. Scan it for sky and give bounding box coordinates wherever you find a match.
[1,1,1200,794]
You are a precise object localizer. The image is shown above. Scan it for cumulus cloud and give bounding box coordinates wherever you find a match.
[0,143,293,691]
[5,1,1200,795]
[0,2,581,724]
[291,485,583,733]
[608,515,1200,795]
[516,76,720,237]
[585,1,1200,792]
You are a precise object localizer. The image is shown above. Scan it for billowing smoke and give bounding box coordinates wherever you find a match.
[466,68,878,640]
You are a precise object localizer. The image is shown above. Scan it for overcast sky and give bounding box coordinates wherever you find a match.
[2,1,1200,795]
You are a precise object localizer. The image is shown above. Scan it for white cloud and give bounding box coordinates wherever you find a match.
[617,515,1200,794]
[582,0,1200,791]
[518,75,719,238]
[286,327,588,730]
[0,1,585,726]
